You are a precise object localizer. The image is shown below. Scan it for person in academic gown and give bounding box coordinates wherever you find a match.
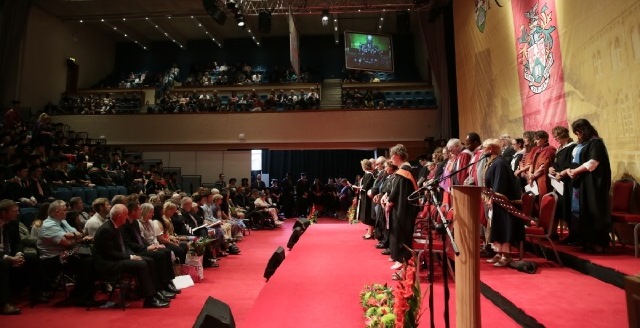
[386,144,419,271]
[357,159,376,239]
[484,139,523,267]
[563,119,611,253]
[549,126,577,244]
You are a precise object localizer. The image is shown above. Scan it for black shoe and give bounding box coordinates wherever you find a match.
[143,297,170,308]
[1,304,21,315]
[30,294,50,306]
[158,290,176,300]
[381,249,391,255]
[228,248,241,255]
[166,284,181,294]
[479,247,496,258]
[375,243,386,249]
[74,299,102,308]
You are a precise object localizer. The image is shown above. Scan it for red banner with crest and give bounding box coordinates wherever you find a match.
[512,0,567,142]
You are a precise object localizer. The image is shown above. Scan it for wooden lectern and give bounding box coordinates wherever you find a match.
[452,186,483,328]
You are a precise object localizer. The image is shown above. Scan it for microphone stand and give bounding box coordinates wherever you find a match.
[409,154,484,328]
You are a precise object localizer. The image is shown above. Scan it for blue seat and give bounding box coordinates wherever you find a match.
[96,186,109,199]
[394,97,405,108]
[20,207,38,228]
[85,187,98,204]
[71,187,86,204]
[385,98,395,108]
[54,188,72,202]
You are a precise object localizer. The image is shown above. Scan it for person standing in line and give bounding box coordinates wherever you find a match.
[357,159,375,239]
[483,139,523,267]
[386,144,418,272]
[562,119,611,253]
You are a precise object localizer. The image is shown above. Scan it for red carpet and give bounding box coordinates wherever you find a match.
[480,258,627,327]
[242,221,518,328]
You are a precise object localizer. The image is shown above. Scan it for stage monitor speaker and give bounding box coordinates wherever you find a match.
[396,11,411,34]
[203,0,227,25]
[192,296,236,328]
[258,10,271,33]
[287,227,303,250]
[293,218,311,232]
[263,246,285,281]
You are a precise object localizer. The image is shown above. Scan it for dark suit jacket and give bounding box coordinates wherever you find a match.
[121,219,149,254]
[1,179,32,202]
[93,219,132,273]
[0,220,23,258]
[28,177,54,202]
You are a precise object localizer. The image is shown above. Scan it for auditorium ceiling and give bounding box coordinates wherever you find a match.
[33,0,437,48]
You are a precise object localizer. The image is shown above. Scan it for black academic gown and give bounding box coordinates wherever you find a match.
[552,142,577,229]
[573,138,611,247]
[388,165,418,263]
[357,171,375,226]
[485,156,524,246]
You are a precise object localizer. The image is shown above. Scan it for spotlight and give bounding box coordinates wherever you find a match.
[236,13,245,27]
[322,9,329,26]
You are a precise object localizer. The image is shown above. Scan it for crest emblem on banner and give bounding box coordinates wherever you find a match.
[517,3,557,94]
[474,0,490,32]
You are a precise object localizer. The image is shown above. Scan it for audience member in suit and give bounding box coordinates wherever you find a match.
[296,173,311,217]
[36,200,96,306]
[1,199,48,314]
[28,165,55,203]
[251,173,267,191]
[92,204,170,308]
[1,163,36,208]
[120,201,179,296]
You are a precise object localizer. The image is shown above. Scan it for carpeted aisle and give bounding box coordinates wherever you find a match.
[242,222,519,328]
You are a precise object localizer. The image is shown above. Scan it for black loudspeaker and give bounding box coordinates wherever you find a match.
[287,227,304,250]
[258,10,271,33]
[293,218,311,232]
[193,296,236,328]
[263,246,285,281]
[203,0,227,26]
[396,11,411,34]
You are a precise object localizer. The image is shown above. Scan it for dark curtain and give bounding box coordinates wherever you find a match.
[262,149,375,183]
[417,1,456,139]
[0,0,32,108]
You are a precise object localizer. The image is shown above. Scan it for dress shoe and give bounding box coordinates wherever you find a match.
[362,234,373,240]
[143,297,170,308]
[30,294,51,306]
[390,262,403,270]
[381,249,391,255]
[158,290,176,300]
[1,303,21,315]
[494,257,512,267]
[486,254,502,264]
[375,243,386,249]
[74,299,102,308]
[166,284,181,294]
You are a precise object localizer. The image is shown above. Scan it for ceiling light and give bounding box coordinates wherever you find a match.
[322,9,329,26]
[236,13,245,27]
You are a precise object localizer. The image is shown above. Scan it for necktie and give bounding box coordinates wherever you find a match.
[36,179,43,195]
[134,225,144,245]
[116,229,126,253]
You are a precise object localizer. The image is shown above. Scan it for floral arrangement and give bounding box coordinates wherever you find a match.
[188,237,214,256]
[308,204,318,224]
[361,254,422,328]
[393,257,422,328]
[360,283,395,327]
[347,204,357,224]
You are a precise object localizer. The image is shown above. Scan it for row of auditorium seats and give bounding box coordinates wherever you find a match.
[383,90,436,108]
[52,185,128,205]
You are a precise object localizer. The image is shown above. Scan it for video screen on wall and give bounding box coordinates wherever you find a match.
[344,31,394,72]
